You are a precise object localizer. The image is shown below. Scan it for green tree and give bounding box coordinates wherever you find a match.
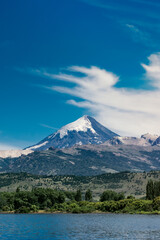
[85,189,92,201]
[65,191,76,200]
[146,180,154,200]
[153,181,160,198]
[0,194,7,210]
[75,189,82,202]
[100,190,124,202]
[58,192,65,203]
[16,187,20,193]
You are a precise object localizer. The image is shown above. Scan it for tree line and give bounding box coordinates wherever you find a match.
[0,179,160,213]
[0,187,125,213]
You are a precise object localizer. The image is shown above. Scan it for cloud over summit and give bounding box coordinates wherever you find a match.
[32,53,160,137]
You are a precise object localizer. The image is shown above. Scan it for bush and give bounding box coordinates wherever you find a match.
[2,205,11,212]
[100,201,119,212]
[122,200,153,213]
[51,202,68,212]
[80,205,95,213]
[71,207,81,213]
[153,196,160,211]
[66,203,79,212]
[127,195,135,199]
[15,206,30,213]
[30,205,39,212]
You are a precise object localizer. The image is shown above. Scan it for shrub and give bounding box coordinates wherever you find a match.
[122,200,152,213]
[15,206,30,213]
[2,205,11,212]
[71,206,81,213]
[153,196,160,211]
[30,205,39,212]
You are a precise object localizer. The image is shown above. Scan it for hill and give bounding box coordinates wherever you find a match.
[1,171,160,200]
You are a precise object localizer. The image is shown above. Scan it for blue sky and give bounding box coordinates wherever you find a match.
[1,0,160,149]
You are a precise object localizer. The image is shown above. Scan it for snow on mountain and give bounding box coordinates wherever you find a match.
[141,133,159,144]
[105,133,160,147]
[152,136,160,146]
[55,115,96,138]
[28,141,49,150]
[0,149,33,159]
[26,115,118,150]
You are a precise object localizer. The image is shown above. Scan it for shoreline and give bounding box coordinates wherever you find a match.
[1,210,160,215]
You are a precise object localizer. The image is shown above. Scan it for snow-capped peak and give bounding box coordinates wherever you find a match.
[26,115,118,150]
[56,115,96,139]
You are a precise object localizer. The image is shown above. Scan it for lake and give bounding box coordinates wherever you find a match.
[0,213,160,239]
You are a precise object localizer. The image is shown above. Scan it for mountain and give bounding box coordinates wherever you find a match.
[105,133,159,147]
[1,115,160,176]
[26,115,118,150]
[1,143,160,176]
[152,136,160,146]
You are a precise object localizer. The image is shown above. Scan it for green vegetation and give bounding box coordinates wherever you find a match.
[0,183,159,214]
[75,189,82,202]
[146,179,160,200]
[0,188,69,213]
[85,189,93,201]
[100,190,125,201]
[1,173,160,214]
[2,171,160,200]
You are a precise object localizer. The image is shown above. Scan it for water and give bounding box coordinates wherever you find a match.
[0,213,160,239]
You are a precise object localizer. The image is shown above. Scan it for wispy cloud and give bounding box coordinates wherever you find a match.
[79,0,160,20]
[40,124,58,131]
[129,0,160,8]
[79,0,160,47]
[79,0,119,11]
[30,53,160,137]
[125,24,152,46]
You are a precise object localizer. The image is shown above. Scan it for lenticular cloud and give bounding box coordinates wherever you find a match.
[36,53,160,136]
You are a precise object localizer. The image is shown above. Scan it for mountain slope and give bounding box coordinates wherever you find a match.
[2,144,160,176]
[105,133,159,147]
[26,115,118,150]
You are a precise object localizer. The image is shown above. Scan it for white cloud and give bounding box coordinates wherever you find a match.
[31,53,160,137]
[142,53,160,88]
